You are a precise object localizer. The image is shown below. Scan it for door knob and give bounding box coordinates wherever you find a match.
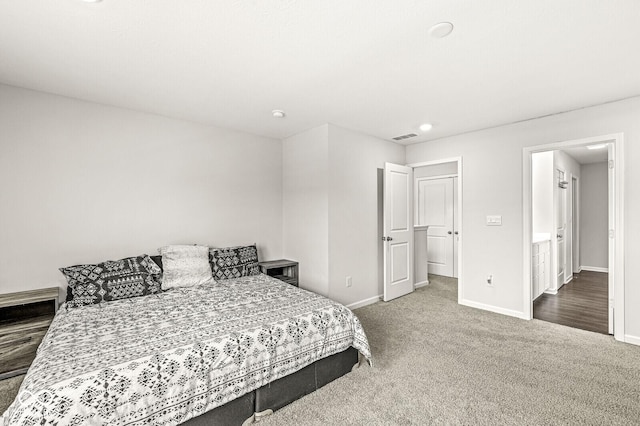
[454,231,459,235]
[448,231,452,235]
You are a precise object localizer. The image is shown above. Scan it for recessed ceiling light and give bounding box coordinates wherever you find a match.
[272,110,286,119]
[419,123,433,132]
[429,22,454,39]
[587,144,607,150]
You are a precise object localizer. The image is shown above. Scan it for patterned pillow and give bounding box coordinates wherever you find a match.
[159,245,214,290]
[60,255,162,308]
[209,244,260,280]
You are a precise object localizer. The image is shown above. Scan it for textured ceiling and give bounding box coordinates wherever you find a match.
[1,1,639,144]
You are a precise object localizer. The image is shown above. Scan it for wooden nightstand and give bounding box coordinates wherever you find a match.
[0,287,59,379]
[259,259,299,287]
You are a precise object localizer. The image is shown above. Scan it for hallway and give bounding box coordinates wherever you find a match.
[533,271,608,334]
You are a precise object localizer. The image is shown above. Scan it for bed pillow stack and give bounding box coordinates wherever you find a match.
[158,245,215,290]
[60,255,162,308]
[209,244,260,280]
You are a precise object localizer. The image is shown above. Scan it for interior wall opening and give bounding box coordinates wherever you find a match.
[528,141,614,335]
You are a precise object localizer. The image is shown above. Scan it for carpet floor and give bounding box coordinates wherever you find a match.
[2,276,640,425]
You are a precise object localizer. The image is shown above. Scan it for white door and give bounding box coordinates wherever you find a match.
[383,163,414,301]
[556,169,566,288]
[419,177,454,277]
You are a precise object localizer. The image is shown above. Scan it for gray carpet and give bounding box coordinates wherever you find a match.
[2,277,640,424]
[259,276,640,425]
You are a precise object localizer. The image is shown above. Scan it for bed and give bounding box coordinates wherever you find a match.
[1,272,371,425]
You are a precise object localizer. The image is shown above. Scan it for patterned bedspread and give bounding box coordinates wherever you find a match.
[2,274,371,425]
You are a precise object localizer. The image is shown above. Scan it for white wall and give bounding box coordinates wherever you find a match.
[327,125,405,306]
[282,123,404,306]
[282,125,330,296]
[532,151,553,235]
[0,84,283,297]
[406,96,640,341]
[413,161,457,178]
[580,161,608,269]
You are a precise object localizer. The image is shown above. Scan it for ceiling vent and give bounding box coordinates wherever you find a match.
[392,133,418,141]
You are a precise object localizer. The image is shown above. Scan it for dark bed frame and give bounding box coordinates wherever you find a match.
[148,256,360,425]
[183,347,359,425]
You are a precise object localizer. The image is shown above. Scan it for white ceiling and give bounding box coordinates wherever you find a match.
[562,145,609,165]
[1,1,639,144]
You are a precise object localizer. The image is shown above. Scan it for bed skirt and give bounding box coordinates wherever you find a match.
[182,347,359,425]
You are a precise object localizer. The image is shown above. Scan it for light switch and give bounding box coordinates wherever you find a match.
[486,215,502,226]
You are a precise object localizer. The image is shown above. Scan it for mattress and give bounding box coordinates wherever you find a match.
[2,274,371,425]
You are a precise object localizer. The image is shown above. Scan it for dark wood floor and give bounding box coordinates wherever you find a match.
[533,271,608,334]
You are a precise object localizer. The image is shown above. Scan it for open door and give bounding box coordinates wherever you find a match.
[383,162,414,301]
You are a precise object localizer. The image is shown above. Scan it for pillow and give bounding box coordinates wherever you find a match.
[60,254,162,308]
[159,245,214,290]
[209,244,260,280]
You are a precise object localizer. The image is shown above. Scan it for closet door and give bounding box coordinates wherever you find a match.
[419,177,454,277]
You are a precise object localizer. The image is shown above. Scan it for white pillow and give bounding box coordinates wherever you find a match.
[158,245,214,290]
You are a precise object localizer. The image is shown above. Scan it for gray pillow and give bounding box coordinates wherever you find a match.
[209,244,260,280]
[60,255,162,308]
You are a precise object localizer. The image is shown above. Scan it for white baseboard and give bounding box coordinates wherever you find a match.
[576,266,583,273]
[346,294,382,310]
[459,298,528,320]
[414,280,429,288]
[581,266,608,273]
[544,289,558,295]
[624,335,640,346]
[564,276,573,285]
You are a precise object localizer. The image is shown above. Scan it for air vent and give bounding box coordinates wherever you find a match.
[392,133,418,141]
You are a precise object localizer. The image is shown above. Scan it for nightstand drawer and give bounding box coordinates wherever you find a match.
[0,319,51,376]
[259,260,299,287]
[0,287,58,379]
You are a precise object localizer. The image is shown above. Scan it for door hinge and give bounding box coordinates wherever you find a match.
[609,160,614,169]
[609,229,615,239]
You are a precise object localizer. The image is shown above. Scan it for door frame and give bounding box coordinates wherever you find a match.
[407,157,463,303]
[522,133,625,341]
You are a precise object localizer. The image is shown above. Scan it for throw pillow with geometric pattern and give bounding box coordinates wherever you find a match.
[209,244,260,280]
[60,254,163,308]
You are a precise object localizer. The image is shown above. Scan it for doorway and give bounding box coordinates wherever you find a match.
[410,158,462,299]
[523,134,625,341]
[382,158,463,303]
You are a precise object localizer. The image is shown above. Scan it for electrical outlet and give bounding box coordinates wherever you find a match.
[487,275,493,286]
[346,276,352,287]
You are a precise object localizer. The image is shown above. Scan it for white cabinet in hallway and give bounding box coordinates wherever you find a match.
[532,239,550,299]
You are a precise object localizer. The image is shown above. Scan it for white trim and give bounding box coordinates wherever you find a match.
[460,299,528,320]
[346,294,381,310]
[415,173,458,181]
[522,133,625,343]
[544,289,558,295]
[414,280,429,288]
[624,335,640,346]
[580,266,609,273]
[406,157,461,168]
[576,266,583,273]
[564,275,573,285]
